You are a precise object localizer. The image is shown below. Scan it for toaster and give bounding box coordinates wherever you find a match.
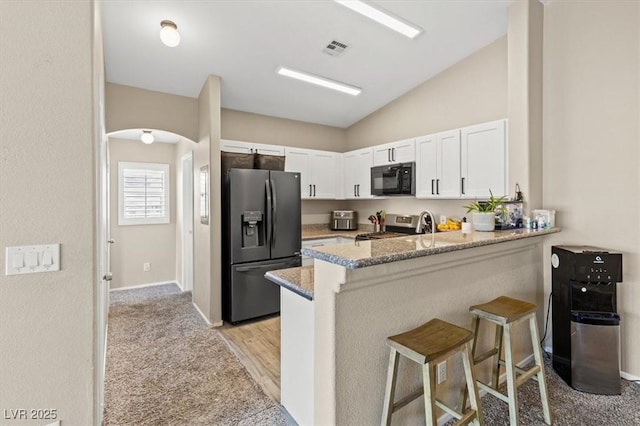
[330,210,358,231]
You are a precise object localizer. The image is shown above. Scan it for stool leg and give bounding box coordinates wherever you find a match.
[503,323,519,426]
[460,316,481,412]
[381,348,400,426]
[422,362,437,426]
[491,324,504,389]
[529,316,552,425]
[462,341,484,426]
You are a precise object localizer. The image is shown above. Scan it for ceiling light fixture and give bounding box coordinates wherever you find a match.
[276,67,361,96]
[141,130,155,144]
[334,0,423,39]
[160,20,181,47]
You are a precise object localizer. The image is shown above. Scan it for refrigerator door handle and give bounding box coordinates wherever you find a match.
[235,259,298,272]
[271,179,277,248]
[265,179,272,245]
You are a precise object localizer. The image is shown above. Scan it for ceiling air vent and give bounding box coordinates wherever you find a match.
[323,40,351,57]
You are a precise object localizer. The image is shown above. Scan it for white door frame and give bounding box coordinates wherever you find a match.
[181,151,194,292]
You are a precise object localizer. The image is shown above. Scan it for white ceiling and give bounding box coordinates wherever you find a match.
[101,0,510,129]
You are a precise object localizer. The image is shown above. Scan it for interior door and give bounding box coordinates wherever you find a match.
[181,152,194,291]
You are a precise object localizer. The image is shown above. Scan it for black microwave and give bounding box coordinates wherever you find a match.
[371,162,415,196]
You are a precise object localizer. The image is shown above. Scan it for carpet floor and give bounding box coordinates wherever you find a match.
[105,284,640,425]
[103,284,291,426]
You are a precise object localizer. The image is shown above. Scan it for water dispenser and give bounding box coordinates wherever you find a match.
[242,211,264,248]
[551,245,623,395]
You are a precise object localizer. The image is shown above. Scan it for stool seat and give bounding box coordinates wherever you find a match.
[388,318,474,364]
[469,296,536,324]
[382,318,483,426]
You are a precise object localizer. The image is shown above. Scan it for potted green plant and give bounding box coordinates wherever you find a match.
[463,190,507,231]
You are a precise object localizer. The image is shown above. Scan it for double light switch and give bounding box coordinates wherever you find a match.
[5,244,60,275]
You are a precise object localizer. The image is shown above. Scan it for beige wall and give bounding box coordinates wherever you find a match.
[344,36,508,223]
[108,138,177,289]
[174,138,197,291]
[221,108,348,152]
[347,36,507,150]
[542,0,639,376]
[0,1,96,424]
[106,82,199,143]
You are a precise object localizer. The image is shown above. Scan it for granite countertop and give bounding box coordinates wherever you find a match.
[301,228,560,269]
[301,224,366,241]
[265,266,315,300]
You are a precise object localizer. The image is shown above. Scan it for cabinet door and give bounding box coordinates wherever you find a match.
[220,139,253,154]
[437,130,461,198]
[461,119,506,198]
[310,151,338,199]
[253,142,285,156]
[415,135,438,198]
[373,143,394,166]
[285,148,312,198]
[343,148,373,198]
[390,138,416,164]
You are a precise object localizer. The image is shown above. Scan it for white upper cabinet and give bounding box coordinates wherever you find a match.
[415,130,461,198]
[343,147,373,199]
[372,138,415,166]
[285,147,339,199]
[461,119,507,198]
[220,139,285,155]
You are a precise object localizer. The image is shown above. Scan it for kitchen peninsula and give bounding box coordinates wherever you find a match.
[267,228,559,425]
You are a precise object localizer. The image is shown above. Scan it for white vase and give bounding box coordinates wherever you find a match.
[472,212,496,232]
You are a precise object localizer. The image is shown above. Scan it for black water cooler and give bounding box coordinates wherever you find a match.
[551,245,623,395]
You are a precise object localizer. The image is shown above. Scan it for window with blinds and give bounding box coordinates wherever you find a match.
[118,162,170,225]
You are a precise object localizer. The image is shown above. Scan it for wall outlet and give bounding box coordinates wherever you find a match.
[437,361,447,384]
[143,262,150,272]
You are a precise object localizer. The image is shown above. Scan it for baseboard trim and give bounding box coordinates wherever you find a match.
[192,302,212,327]
[212,320,224,327]
[109,280,178,292]
[436,353,536,426]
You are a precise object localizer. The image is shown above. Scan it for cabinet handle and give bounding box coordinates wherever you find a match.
[387,148,391,162]
[436,179,440,195]
[309,184,312,197]
[356,184,360,197]
[461,177,465,195]
[313,184,316,197]
[354,185,357,197]
[392,148,396,162]
[431,179,435,195]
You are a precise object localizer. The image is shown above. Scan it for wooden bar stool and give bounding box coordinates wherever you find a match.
[381,318,483,426]
[468,296,552,425]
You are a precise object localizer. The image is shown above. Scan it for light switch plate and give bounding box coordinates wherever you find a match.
[5,244,60,275]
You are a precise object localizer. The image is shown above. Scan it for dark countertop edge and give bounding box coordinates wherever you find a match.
[265,271,314,301]
[301,228,560,269]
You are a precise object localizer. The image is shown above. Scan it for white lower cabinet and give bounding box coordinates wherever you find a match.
[343,147,373,199]
[280,288,314,425]
[461,119,507,198]
[285,147,339,199]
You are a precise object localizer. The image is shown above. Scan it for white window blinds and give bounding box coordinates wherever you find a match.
[118,162,170,225]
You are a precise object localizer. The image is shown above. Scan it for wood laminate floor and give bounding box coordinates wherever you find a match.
[219,315,282,403]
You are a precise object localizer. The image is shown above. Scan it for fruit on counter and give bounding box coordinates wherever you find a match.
[437,218,462,231]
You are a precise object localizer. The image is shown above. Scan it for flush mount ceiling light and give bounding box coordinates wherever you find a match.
[141,130,155,144]
[276,67,361,96]
[334,0,423,39]
[160,20,181,47]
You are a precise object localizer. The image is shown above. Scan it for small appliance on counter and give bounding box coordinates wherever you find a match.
[330,210,358,231]
[355,213,431,241]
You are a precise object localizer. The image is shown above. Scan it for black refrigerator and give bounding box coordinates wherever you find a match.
[222,168,301,324]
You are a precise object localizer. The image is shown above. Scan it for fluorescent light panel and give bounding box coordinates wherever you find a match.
[334,0,422,39]
[277,67,362,96]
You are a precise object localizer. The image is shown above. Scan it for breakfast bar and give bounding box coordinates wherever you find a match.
[267,228,559,425]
